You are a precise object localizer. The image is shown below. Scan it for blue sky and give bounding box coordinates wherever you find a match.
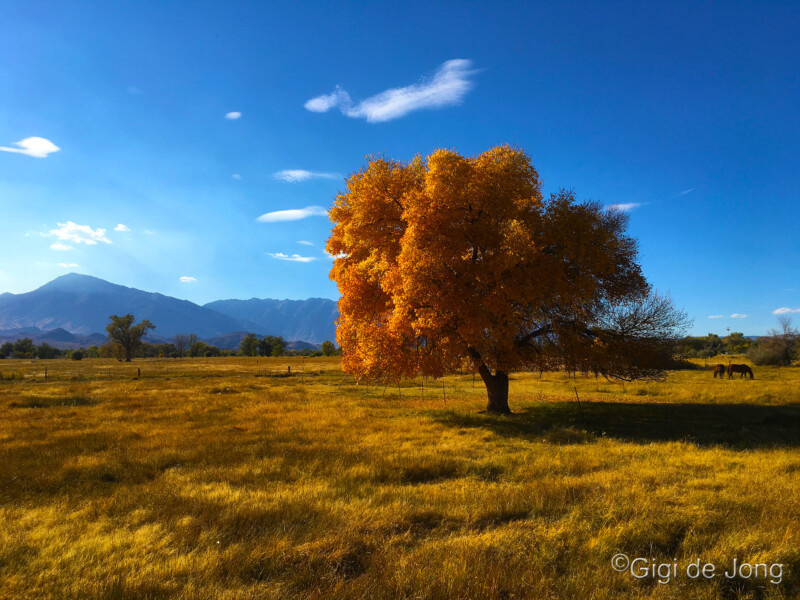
[1,1,799,335]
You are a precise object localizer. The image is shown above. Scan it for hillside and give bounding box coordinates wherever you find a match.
[204,298,338,344]
[0,274,338,345]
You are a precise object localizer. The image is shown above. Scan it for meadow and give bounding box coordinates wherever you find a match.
[1,356,798,599]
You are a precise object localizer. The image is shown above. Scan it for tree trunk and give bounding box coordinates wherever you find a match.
[467,347,511,414]
[479,366,510,414]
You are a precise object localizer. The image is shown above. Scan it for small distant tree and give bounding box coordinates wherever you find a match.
[105,314,155,362]
[0,342,14,359]
[723,332,751,355]
[154,343,178,358]
[321,340,336,356]
[239,333,259,357]
[100,341,125,361]
[189,341,209,357]
[71,350,84,361]
[255,335,286,357]
[85,346,100,359]
[37,342,61,359]
[702,333,724,357]
[269,336,287,357]
[174,334,189,358]
[12,338,35,359]
[187,334,199,357]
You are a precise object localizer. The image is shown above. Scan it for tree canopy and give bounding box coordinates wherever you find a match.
[327,146,689,413]
[240,333,259,357]
[106,314,155,362]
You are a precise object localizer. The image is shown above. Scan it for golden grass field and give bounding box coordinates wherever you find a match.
[1,356,798,599]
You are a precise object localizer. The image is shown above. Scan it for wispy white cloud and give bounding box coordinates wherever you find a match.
[730,313,748,319]
[179,276,197,283]
[274,169,339,183]
[50,221,111,245]
[50,242,73,251]
[773,307,800,314]
[225,111,242,120]
[267,252,316,263]
[325,250,347,260]
[57,262,79,268]
[257,206,328,223]
[304,59,477,123]
[0,137,60,158]
[708,315,724,319]
[114,223,130,232]
[297,240,314,246]
[607,203,641,212]
[679,187,697,196]
[232,173,241,180]
[305,87,351,113]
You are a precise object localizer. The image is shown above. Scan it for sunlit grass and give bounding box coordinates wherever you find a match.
[1,356,798,598]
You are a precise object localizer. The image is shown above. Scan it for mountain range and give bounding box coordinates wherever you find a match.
[0,273,338,348]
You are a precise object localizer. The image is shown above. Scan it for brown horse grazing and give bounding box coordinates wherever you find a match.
[713,364,726,378]
[727,364,754,379]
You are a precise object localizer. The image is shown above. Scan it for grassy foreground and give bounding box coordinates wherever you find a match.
[1,357,799,599]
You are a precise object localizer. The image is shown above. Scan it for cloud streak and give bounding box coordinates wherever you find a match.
[51,242,73,251]
[708,315,724,319]
[114,224,130,232]
[304,59,477,123]
[179,276,197,283]
[267,252,316,263]
[225,111,242,120]
[257,206,328,223]
[730,313,748,319]
[50,222,111,245]
[274,169,339,182]
[0,137,60,158]
[607,203,641,212]
[57,262,79,268]
[774,307,800,314]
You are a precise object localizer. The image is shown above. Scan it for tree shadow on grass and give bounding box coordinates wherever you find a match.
[433,401,800,449]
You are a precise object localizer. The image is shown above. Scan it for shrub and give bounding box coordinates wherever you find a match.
[71,350,84,361]
[747,345,782,366]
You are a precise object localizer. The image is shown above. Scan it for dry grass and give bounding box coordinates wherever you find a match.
[0,356,798,599]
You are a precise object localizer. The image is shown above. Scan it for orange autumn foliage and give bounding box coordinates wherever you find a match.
[327,146,687,412]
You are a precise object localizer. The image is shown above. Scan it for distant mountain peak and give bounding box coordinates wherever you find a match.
[0,274,339,343]
[38,272,119,292]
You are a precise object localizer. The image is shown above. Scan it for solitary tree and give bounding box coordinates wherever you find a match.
[321,340,336,356]
[106,314,155,362]
[327,146,688,413]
